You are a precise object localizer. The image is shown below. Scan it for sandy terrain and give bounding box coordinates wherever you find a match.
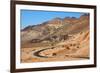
[21,30,90,63]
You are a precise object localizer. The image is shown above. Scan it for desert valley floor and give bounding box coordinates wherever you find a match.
[21,30,89,63]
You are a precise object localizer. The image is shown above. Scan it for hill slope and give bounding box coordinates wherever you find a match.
[21,14,89,47]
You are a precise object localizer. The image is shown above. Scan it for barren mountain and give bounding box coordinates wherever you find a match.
[21,14,90,63]
[21,14,89,47]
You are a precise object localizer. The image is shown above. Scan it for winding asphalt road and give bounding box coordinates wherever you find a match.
[33,47,54,58]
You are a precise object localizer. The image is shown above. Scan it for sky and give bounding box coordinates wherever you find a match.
[21,10,86,29]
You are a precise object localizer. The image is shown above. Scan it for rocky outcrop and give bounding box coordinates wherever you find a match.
[21,14,89,47]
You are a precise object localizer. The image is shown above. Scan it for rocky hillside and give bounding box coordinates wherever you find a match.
[21,14,89,47]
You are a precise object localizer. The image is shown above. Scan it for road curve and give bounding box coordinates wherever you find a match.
[33,47,53,58]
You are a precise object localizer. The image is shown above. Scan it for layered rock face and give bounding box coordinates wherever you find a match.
[21,14,89,45]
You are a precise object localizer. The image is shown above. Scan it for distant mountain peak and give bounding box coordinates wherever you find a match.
[53,17,63,20]
[22,14,89,31]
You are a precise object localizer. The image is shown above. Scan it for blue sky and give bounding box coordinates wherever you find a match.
[21,10,86,29]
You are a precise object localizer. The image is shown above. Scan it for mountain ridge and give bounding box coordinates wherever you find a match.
[21,14,89,47]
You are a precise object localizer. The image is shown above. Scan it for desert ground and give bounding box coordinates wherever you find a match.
[21,30,89,63]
